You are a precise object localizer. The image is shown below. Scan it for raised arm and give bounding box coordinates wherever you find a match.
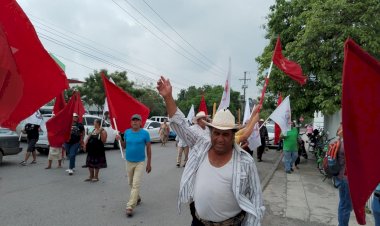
[157,76,198,148]
[235,105,260,144]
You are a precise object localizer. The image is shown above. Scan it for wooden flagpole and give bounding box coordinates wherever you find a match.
[112,118,124,159]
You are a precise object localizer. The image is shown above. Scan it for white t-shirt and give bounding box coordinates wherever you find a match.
[193,154,241,222]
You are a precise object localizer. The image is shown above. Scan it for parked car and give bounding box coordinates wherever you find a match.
[266,123,278,149]
[0,127,23,165]
[35,115,118,154]
[144,120,161,142]
[149,116,169,123]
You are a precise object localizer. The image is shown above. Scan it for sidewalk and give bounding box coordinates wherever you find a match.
[262,152,375,226]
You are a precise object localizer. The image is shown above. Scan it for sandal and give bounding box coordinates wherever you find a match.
[92,178,99,182]
[30,160,37,164]
[45,166,51,169]
[84,178,93,182]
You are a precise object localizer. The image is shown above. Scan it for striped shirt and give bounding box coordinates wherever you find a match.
[169,109,265,226]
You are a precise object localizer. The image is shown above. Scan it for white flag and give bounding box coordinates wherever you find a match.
[248,122,262,150]
[242,99,251,125]
[25,110,43,125]
[186,104,195,125]
[217,58,231,111]
[269,95,291,135]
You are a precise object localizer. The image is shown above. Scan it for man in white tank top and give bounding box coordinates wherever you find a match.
[157,76,264,226]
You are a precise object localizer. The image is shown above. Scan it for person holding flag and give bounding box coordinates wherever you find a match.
[64,113,84,176]
[19,112,42,166]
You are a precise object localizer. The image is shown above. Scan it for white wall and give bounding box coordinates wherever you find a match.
[324,109,342,139]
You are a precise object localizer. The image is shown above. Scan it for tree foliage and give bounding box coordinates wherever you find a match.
[77,70,166,116]
[256,0,380,117]
[176,85,242,120]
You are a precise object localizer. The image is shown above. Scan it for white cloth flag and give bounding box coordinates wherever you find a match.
[217,58,231,111]
[269,95,291,135]
[242,99,251,125]
[248,122,261,150]
[186,104,195,125]
[25,110,43,125]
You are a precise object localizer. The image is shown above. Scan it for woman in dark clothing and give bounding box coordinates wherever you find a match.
[84,119,107,182]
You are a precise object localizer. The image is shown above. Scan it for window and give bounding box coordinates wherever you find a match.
[85,117,96,126]
[150,122,161,128]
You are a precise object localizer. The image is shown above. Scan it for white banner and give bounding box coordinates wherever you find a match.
[248,122,262,150]
[186,104,195,125]
[242,99,251,125]
[217,58,231,111]
[269,95,291,135]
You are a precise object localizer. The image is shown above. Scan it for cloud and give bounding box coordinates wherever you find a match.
[17,0,275,99]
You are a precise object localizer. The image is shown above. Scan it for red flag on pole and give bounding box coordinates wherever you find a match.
[274,94,282,144]
[101,73,150,132]
[198,95,208,115]
[46,93,76,147]
[53,92,66,115]
[72,92,86,123]
[0,0,68,129]
[272,36,307,85]
[342,38,380,225]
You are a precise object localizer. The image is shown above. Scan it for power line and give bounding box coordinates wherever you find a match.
[123,0,225,75]
[111,0,224,80]
[142,0,226,73]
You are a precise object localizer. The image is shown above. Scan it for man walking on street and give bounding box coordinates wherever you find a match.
[117,114,152,217]
[64,113,84,175]
[282,122,298,174]
[176,135,189,167]
[257,119,268,162]
[157,76,264,226]
[20,123,40,165]
[190,111,210,139]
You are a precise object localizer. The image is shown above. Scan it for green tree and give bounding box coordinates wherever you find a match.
[256,0,380,117]
[176,85,242,120]
[77,70,166,116]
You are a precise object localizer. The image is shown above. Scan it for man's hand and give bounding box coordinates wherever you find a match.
[115,134,121,141]
[156,76,172,99]
[146,164,152,174]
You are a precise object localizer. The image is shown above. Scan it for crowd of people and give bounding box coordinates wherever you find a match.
[17,76,380,226]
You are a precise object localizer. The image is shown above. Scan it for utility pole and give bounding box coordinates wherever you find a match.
[239,71,251,120]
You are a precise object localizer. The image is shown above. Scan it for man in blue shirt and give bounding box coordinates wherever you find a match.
[117,114,152,217]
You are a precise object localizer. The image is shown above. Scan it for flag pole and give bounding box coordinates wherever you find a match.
[112,118,124,159]
[258,61,274,113]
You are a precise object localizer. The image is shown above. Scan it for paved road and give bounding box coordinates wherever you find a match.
[0,141,280,226]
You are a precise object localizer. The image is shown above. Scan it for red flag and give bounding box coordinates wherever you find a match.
[198,95,208,115]
[272,36,307,85]
[53,92,66,115]
[72,92,86,123]
[101,73,150,132]
[258,77,269,112]
[342,38,380,225]
[46,93,76,147]
[274,94,282,144]
[0,0,68,129]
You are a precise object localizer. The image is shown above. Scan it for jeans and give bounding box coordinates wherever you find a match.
[64,143,80,170]
[283,151,298,172]
[373,194,380,226]
[126,161,145,209]
[337,178,352,226]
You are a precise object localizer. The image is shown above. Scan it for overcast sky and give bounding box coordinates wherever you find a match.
[17,0,275,100]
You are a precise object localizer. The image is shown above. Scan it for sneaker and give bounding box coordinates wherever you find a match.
[65,169,70,172]
[19,161,26,166]
[290,168,294,172]
[68,169,74,175]
[126,208,133,217]
[30,160,37,164]
[286,170,292,174]
[176,163,180,167]
[137,197,142,205]
[182,163,186,168]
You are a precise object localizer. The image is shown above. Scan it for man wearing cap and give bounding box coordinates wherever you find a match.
[190,111,210,139]
[64,113,84,175]
[117,114,152,217]
[157,76,264,226]
[257,119,268,162]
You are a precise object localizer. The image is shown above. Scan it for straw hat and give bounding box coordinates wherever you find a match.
[204,109,239,130]
[192,111,207,124]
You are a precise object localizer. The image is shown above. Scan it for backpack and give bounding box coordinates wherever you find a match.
[322,139,341,178]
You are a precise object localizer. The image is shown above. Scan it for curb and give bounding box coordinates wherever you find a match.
[261,151,283,191]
